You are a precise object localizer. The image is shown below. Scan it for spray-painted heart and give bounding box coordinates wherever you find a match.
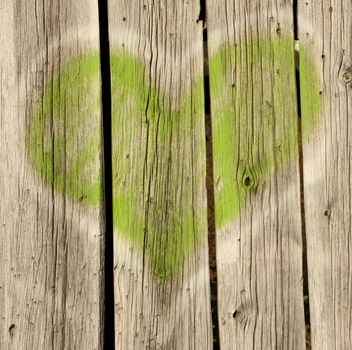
[27,37,320,280]
[210,37,321,228]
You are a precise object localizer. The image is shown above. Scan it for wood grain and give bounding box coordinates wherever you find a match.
[207,1,306,348]
[0,1,104,349]
[299,1,352,348]
[107,1,213,349]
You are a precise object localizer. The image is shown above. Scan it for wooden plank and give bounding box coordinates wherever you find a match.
[107,1,212,349]
[298,1,352,348]
[0,1,104,348]
[207,1,307,348]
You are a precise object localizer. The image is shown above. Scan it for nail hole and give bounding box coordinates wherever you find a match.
[233,311,238,318]
[9,324,15,337]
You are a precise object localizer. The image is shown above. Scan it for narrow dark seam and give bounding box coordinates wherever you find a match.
[293,0,312,345]
[98,0,115,349]
[198,1,220,349]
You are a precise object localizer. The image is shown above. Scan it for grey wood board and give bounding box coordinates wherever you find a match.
[107,0,213,349]
[299,0,352,348]
[0,1,104,349]
[207,0,306,348]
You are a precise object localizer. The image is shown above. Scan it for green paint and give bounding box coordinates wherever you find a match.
[27,39,321,280]
[299,45,322,141]
[27,51,206,281]
[27,53,103,205]
[210,37,321,228]
[109,51,206,280]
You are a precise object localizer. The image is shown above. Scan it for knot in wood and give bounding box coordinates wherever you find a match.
[243,176,251,187]
[242,173,256,191]
[342,69,352,84]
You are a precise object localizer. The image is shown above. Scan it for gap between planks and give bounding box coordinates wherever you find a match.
[97,0,220,348]
[98,0,115,348]
[293,0,312,348]
[198,0,221,347]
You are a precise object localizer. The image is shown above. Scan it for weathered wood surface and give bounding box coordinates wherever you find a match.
[0,1,104,349]
[207,1,306,348]
[107,1,213,349]
[299,1,352,349]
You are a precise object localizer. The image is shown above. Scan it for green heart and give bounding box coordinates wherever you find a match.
[210,37,321,228]
[27,51,206,281]
[27,38,321,280]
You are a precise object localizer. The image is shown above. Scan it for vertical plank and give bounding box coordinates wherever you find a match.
[207,1,307,348]
[299,1,352,348]
[107,1,212,349]
[0,1,104,349]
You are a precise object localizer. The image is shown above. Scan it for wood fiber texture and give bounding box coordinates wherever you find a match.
[0,1,104,349]
[107,0,213,349]
[299,0,352,348]
[207,1,306,348]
